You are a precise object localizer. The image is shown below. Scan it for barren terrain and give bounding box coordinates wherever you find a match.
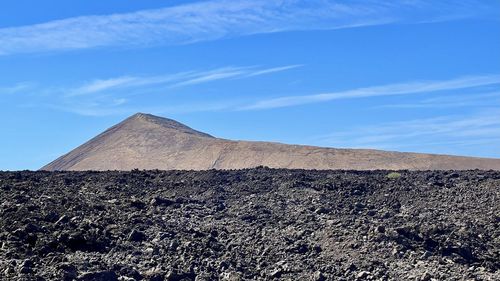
[1,168,499,280]
[41,113,500,171]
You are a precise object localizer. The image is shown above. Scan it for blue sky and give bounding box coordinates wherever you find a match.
[1,0,499,170]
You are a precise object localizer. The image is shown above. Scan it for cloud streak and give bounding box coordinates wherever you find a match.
[69,64,301,96]
[0,0,497,55]
[16,64,299,116]
[378,91,500,109]
[312,110,500,155]
[0,83,33,95]
[241,74,500,110]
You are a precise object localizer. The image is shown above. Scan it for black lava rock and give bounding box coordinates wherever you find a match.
[0,169,498,280]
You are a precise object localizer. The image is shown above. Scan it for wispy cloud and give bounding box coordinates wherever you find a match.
[312,110,500,155]
[0,0,496,55]
[69,64,300,96]
[378,91,500,109]
[0,82,33,95]
[16,64,299,116]
[245,65,304,77]
[241,74,500,110]
[73,77,141,95]
[169,67,252,88]
[69,73,191,96]
[51,102,236,117]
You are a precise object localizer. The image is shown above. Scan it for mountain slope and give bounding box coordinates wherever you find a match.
[42,113,500,171]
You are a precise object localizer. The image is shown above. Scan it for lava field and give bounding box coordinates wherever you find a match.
[0,168,499,280]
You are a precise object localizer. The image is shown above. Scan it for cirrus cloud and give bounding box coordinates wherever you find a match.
[0,0,497,56]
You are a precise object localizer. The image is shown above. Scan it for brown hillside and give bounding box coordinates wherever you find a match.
[41,113,500,171]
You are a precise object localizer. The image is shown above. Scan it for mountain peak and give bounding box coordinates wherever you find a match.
[130,112,152,119]
[124,113,214,138]
[41,113,500,171]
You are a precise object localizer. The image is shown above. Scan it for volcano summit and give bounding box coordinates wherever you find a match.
[42,113,500,171]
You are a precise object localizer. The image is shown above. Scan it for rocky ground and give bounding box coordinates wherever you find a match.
[0,168,499,280]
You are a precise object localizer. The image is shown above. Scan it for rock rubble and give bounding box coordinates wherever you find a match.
[0,168,499,280]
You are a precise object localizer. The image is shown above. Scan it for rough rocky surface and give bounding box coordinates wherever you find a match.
[0,168,499,280]
[41,113,500,171]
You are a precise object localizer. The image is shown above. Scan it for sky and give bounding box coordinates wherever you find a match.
[1,0,499,170]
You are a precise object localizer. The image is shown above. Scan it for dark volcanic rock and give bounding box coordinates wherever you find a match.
[77,271,118,281]
[128,229,146,242]
[0,169,499,280]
